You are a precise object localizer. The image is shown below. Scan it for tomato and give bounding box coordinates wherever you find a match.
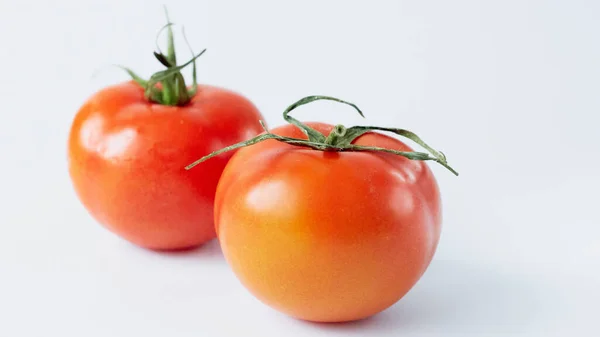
[191,96,456,322]
[67,15,264,250]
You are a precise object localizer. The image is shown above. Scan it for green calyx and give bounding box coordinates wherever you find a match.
[118,7,204,106]
[185,95,459,176]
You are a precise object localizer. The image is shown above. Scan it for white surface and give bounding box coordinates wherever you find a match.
[1,0,599,336]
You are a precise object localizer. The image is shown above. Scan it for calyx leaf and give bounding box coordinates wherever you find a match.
[186,95,458,176]
[116,6,205,106]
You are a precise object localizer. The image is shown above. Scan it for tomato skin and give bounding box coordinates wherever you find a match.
[68,81,264,250]
[214,122,441,322]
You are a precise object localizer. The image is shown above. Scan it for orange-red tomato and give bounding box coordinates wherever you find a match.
[68,81,264,250]
[214,122,442,322]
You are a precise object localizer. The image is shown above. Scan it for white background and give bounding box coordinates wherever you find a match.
[1,0,599,336]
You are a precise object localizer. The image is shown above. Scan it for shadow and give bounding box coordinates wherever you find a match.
[124,238,224,261]
[312,259,544,335]
[304,314,378,331]
[159,239,223,258]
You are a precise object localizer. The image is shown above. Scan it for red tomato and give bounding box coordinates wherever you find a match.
[212,121,445,322]
[67,17,264,250]
[68,82,263,250]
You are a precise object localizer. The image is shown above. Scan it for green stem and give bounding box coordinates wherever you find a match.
[281,95,364,143]
[323,125,347,147]
[186,96,459,176]
[116,7,204,106]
